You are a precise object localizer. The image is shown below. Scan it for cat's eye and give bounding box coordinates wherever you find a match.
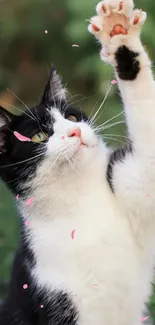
[67,115,78,122]
[31,132,47,143]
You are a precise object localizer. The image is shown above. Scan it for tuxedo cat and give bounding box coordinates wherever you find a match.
[0,0,155,324]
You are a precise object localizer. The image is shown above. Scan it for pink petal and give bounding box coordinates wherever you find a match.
[111,80,117,85]
[26,197,35,206]
[23,284,28,290]
[72,44,79,47]
[16,194,20,200]
[25,220,30,226]
[40,305,44,308]
[14,131,31,142]
[140,317,149,322]
[71,229,76,240]
[146,194,150,197]
[93,284,99,287]
[45,30,48,34]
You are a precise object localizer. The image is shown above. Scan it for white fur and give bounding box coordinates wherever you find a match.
[19,1,155,324]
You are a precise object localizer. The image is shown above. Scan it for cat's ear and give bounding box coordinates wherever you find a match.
[0,106,14,153]
[40,65,67,105]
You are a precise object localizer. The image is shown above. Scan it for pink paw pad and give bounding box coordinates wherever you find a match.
[92,24,100,32]
[110,24,127,37]
[133,16,139,25]
[102,4,107,13]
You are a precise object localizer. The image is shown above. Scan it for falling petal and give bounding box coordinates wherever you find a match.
[14,131,31,142]
[26,197,35,206]
[72,44,79,47]
[40,305,44,308]
[140,317,149,322]
[71,229,76,240]
[23,284,28,290]
[111,80,118,85]
[45,30,48,34]
[93,284,99,287]
[25,220,30,226]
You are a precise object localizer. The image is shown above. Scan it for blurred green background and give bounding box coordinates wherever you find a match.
[0,0,155,321]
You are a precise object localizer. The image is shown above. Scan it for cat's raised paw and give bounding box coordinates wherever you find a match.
[88,0,147,63]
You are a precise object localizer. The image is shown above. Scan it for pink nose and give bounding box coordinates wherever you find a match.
[69,128,81,138]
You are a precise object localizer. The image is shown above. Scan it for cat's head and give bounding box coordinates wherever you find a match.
[0,66,105,197]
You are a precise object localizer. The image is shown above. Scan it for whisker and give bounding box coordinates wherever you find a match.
[5,175,24,184]
[98,112,124,129]
[92,83,112,125]
[103,133,128,139]
[94,120,125,133]
[104,136,127,146]
[90,84,112,125]
[63,95,92,113]
[62,94,83,111]
[49,152,62,168]
[88,97,103,125]
[7,88,37,121]
[0,153,45,168]
[64,149,81,177]
[0,100,35,120]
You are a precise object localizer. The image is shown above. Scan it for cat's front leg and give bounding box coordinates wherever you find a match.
[88,0,155,152]
[88,0,155,230]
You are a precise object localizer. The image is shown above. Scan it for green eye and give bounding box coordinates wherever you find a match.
[67,115,78,122]
[31,132,47,143]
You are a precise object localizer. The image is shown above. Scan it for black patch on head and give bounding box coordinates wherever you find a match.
[107,144,132,192]
[115,45,140,80]
[0,66,88,197]
[0,105,50,196]
[60,102,88,123]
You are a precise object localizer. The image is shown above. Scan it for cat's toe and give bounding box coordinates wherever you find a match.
[88,16,103,34]
[130,9,147,28]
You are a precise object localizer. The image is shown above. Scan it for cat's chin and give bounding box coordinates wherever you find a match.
[69,142,100,164]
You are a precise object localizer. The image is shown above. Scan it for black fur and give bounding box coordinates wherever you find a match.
[0,245,78,325]
[107,144,132,192]
[0,66,87,325]
[115,45,140,80]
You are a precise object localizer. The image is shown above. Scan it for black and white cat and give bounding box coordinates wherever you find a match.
[0,0,155,324]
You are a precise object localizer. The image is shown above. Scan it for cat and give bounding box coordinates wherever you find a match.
[0,0,155,324]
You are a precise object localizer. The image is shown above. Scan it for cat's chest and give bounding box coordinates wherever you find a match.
[29,185,132,292]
